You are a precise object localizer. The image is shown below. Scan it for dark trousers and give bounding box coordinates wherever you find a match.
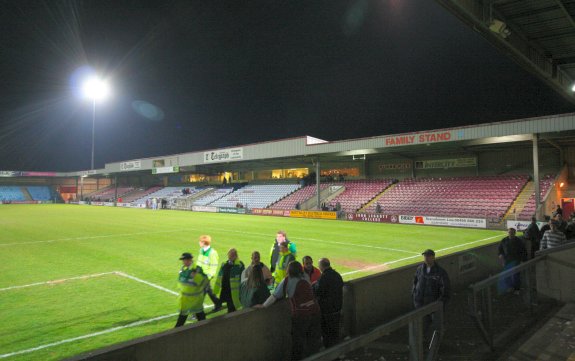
[207,288,221,307]
[226,299,236,313]
[291,314,322,360]
[174,312,206,327]
[320,312,341,349]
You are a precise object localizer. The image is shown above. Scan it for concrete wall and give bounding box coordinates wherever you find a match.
[71,241,505,361]
[536,243,575,303]
[542,165,568,216]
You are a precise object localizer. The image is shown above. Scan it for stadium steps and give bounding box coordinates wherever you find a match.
[358,182,398,213]
[20,187,32,201]
[501,181,534,223]
[505,303,575,361]
[187,188,215,201]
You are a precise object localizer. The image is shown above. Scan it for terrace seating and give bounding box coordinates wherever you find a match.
[192,188,234,206]
[0,186,25,201]
[327,179,394,213]
[88,187,134,201]
[365,175,529,221]
[120,186,163,203]
[26,186,52,201]
[210,184,301,209]
[133,187,189,205]
[270,184,330,210]
[518,175,555,219]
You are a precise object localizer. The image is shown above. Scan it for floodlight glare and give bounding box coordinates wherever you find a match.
[82,77,110,101]
[572,83,575,92]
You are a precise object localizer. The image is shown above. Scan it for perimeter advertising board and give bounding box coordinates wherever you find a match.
[289,210,337,220]
[346,213,399,223]
[399,215,486,228]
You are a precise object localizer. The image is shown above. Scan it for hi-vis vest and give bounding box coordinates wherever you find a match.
[196,247,219,280]
[213,258,245,309]
[273,251,295,285]
[177,266,209,315]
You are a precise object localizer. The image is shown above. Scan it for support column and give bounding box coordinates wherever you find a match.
[79,176,83,201]
[533,134,541,218]
[114,176,118,203]
[316,159,321,210]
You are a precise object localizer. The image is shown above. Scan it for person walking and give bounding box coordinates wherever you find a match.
[239,264,271,308]
[313,258,344,349]
[523,217,540,259]
[256,261,321,360]
[196,235,222,310]
[498,228,527,294]
[175,253,209,327]
[540,220,568,250]
[272,242,295,286]
[213,248,245,313]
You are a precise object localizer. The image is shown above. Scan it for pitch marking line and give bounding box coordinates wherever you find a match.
[341,234,503,276]
[0,271,216,359]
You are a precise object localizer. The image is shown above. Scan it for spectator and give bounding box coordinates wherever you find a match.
[256,261,321,360]
[556,213,568,234]
[523,217,540,258]
[175,253,209,327]
[497,228,527,294]
[539,217,551,239]
[412,249,450,308]
[554,204,563,217]
[375,203,382,214]
[295,202,301,210]
[273,242,296,286]
[565,216,575,239]
[196,235,222,311]
[269,230,297,272]
[313,258,344,348]
[240,264,271,308]
[241,251,273,286]
[302,256,321,284]
[213,249,245,313]
[540,220,568,250]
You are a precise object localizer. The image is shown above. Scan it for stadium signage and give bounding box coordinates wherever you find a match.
[384,131,453,147]
[399,215,486,229]
[415,157,476,169]
[204,147,243,164]
[506,220,546,232]
[290,210,337,220]
[218,207,246,214]
[252,208,291,217]
[120,160,142,171]
[458,253,477,274]
[152,166,179,174]
[192,205,218,213]
[378,162,411,171]
[346,213,398,223]
[0,171,18,177]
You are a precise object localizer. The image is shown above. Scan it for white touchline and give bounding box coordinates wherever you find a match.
[341,234,503,276]
[0,313,179,359]
[0,272,117,292]
[115,272,178,296]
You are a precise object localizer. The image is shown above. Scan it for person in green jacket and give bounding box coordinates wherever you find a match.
[175,252,209,327]
[213,248,245,313]
[273,242,296,286]
[196,235,222,310]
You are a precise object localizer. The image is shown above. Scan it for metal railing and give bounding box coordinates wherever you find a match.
[303,301,444,361]
[467,255,545,351]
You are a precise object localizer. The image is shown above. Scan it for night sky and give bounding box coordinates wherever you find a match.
[1,0,574,171]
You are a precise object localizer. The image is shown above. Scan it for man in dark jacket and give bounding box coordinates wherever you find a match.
[269,231,296,272]
[313,258,344,348]
[412,249,451,309]
[523,217,540,259]
[498,228,527,294]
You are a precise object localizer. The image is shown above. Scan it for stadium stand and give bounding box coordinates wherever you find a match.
[192,188,234,206]
[210,184,301,209]
[120,186,163,203]
[26,186,53,200]
[327,179,394,213]
[88,187,134,201]
[0,186,25,201]
[518,175,556,219]
[133,186,188,205]
[365,175,528,220]
[270,184,330,210]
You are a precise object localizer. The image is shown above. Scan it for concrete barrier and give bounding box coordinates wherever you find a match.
[536,242,575,303]
[70,241,505,361]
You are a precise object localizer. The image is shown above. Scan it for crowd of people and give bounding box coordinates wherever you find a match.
[174,230,453,360]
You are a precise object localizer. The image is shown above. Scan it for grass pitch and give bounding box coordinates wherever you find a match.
[0,204,504,360]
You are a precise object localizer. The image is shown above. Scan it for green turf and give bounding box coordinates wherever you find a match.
[0,204,504,360]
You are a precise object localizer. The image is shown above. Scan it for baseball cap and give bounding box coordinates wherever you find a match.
[422,249,435,256]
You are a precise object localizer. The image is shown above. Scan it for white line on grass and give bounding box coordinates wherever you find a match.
[341,234,503,276]
[0,272,117,292]
[115,272,178,296]
[0,313,179,359]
